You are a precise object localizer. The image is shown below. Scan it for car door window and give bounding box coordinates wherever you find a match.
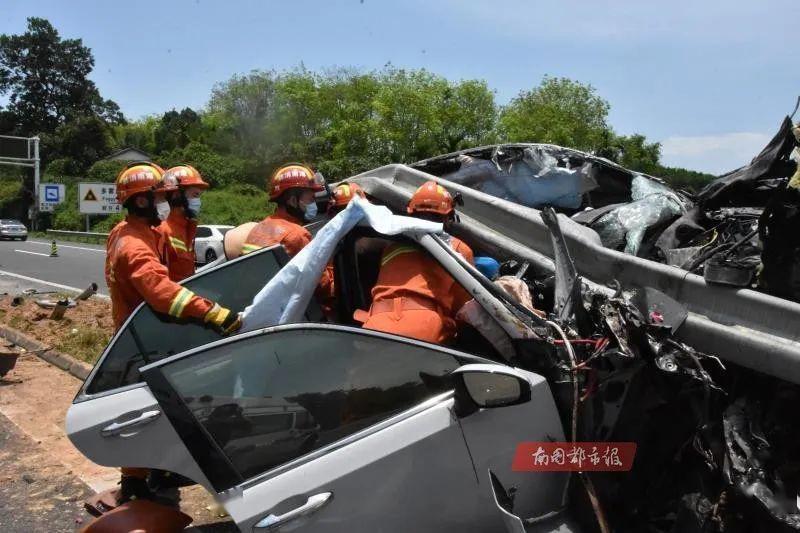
[196,226,213,238]
[143,326,461,485]
[82,246,322,397]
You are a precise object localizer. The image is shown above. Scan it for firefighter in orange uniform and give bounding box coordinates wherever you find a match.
[361,181,474,345]
[327,182,366,216]
[157,165,209,281]
[240,164,334,309]
[240,163,324,256]
[103,162,240,510]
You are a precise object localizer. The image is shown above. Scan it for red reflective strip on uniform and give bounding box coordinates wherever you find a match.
[511,442,636,472]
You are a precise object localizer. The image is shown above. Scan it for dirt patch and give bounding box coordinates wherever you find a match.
[0,412,93,532]
[0,295,113,364]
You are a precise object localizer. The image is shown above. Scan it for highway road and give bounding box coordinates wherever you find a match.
[0,238,108,297]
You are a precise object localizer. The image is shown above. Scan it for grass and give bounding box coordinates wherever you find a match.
[55,326,111,364]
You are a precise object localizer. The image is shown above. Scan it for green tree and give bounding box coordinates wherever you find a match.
[499,76,610,151]
[596,132,662,175]
[0,17,123,135]
[111,116,159,154]
[154,108,204,153]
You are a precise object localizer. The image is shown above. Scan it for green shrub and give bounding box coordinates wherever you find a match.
[199,183,273,225]
[86,159,128,183]
[0,179,23,209]
[92,213,124,232]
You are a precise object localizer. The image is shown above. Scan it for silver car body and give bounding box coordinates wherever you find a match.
[0,219,28,240]
[66,239,571,532]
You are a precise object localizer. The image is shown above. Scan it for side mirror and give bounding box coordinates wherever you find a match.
[452,364,532,416]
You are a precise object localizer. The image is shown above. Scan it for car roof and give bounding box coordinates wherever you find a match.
[0,219,23,224]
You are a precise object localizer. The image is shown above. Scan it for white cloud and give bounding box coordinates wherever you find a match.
[660,132,772,175]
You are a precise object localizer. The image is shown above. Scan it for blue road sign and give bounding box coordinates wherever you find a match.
[45,184,60,202]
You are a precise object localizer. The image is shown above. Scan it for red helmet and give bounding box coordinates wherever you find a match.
[328,182,365,213]
[269,163,324,201]
[163,165,209,190]
[407,181,454,216]
[115,162,165,204]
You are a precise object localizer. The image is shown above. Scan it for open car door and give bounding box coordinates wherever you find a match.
[71,318,569,531]
[67,245,321,487]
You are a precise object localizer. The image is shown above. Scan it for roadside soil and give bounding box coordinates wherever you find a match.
[0,342,235,531]
[0,294,113,364]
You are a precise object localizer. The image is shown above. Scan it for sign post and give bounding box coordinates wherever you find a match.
[0,135,40,228]
[79,183,120,215]
[38,183,65,212]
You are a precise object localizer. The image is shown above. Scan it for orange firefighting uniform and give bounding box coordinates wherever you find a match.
[157,210,198,282]
[362,237,474,345]
[107,216,217,481]
[106,216,214,331]
[241,207,334,300]
[241,207,313,257]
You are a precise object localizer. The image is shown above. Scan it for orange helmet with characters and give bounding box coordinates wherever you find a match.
[407,181,455,216]
[163,165,209,190]
[115,162,166,204]
[328,182,365,213]
[269,163,324,201]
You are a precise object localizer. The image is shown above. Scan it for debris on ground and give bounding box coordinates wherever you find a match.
[506,207,800,532]
[0,293,113,364]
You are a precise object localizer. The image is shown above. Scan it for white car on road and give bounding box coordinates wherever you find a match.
[194,224,233,264]
[0,219,28,241]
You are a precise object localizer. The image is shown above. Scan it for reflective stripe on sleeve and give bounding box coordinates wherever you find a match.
[241,243,262,255]
[168,287,195,317]
[380,245,418,267]
[169,236,189,253]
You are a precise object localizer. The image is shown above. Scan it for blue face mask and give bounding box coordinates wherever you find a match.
[303,201,318,221]
[187,197,202,216]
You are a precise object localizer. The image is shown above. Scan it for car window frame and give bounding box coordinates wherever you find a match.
[195,226,214,238]
[139,322,496,493]
[74,244,292,403]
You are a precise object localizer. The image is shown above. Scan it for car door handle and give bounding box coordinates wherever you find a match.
[254,492,333,530]
[101,410,161,437]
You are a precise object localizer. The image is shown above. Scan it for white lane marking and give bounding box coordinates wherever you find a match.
[26,240,105,253]
[0,269,110,299]
[15,249,51,257]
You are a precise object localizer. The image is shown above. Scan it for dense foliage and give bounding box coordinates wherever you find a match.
[1,18,722,229]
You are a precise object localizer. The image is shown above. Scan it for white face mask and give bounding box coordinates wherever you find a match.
[187,197,202,216]
[155,200,171,221]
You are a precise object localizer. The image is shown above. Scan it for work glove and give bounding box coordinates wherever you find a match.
[204,304,242,336]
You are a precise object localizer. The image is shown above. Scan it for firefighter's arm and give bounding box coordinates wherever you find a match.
[453,240,475,265]
[126,244,240,334]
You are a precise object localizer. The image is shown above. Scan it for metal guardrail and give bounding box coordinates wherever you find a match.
[46,229,109,239]
[350,164,800,384]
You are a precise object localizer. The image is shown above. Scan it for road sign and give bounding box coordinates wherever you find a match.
[79,183,120,214]
[38,183,65,212]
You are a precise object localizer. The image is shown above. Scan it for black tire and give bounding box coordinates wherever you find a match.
[20,236,27,241]
[205,248,217,263]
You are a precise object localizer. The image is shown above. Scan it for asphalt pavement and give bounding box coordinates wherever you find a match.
[0,238,108,297]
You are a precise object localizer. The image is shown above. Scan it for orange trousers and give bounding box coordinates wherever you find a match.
[363,308,453,345]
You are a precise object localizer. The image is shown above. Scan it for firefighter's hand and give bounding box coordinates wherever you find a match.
[204,304,242,336]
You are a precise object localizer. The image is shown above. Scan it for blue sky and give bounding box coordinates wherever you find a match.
[2,0,798,174]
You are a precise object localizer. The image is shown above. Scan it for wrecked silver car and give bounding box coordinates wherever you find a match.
[409,119,800,303]
[67,153,800,532]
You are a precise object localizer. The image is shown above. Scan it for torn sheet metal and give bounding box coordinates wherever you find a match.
[592,175,688,255]
[240,195,440,331]
[439,147,598,209]
[723,397,800,529]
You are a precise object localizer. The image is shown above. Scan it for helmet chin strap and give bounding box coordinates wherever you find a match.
[283,191,306,222]
[128,192,161,226]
